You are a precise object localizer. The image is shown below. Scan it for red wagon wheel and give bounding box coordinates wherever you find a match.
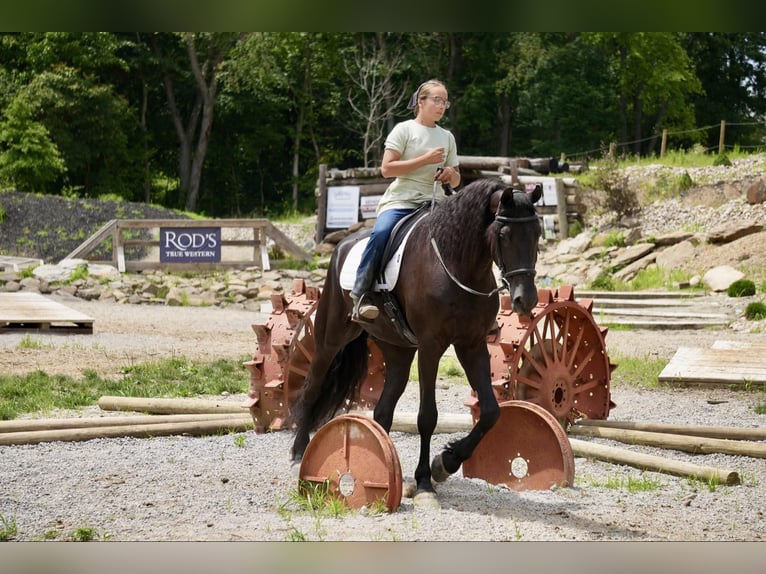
[462,400,574,491]
[511,288,615,426]
[298,414,403,512]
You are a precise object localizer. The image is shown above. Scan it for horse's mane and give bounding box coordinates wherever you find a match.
[428,178,507,268]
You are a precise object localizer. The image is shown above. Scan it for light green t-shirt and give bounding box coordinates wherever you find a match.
[377,119,459,215]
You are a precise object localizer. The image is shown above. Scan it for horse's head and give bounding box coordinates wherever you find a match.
[490,183,543,317]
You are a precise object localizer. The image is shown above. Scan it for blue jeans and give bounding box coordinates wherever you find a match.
[352,208,414,297]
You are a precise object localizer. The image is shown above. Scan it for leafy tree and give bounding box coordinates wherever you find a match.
[0,97,66,192]
[149,32,247,212]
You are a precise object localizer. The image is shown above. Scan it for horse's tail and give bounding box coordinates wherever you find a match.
[290,330,370,433]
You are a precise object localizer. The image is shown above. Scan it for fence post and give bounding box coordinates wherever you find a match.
[660,129,667,158]
[718,120,726,154]
[555,178,568,240]
[316,163,328,244]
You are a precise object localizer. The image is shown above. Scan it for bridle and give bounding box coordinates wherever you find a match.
[431,194,539,297]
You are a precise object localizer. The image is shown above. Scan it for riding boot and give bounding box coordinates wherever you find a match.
[350,291,379,322]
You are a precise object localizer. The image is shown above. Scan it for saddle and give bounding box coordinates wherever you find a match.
[339,203,432,345]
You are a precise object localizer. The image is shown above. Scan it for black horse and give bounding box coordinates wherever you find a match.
[290,178,543,506]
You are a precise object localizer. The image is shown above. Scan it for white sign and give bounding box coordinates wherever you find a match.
[360,195,382,219]
[523,177,558,206]
[326,185,360,228]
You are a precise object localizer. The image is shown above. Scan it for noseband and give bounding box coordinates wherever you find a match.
[431,203,539,298]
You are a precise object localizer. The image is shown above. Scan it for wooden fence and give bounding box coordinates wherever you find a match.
[315,155,585,243]
[64,219,311,273]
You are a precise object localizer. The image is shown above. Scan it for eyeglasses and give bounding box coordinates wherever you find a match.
[420,95,451,109]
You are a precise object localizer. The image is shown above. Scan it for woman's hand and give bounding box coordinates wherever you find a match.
[435,165,460,187]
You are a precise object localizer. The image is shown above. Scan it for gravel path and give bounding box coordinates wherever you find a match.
[1,298,765,542]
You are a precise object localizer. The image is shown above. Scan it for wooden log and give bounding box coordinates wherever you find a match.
[0,416,255,446]
[98,396,248,415]
[355,410,741,483]
[569,438,740,485]
[574,419,766,442]
[0,413,248,434]
[353,410,473,434]
[568,425,766,459]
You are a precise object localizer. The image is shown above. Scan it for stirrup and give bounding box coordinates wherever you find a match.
[351,293,379,322]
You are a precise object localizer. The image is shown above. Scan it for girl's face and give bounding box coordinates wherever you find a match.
[418,86,449,124]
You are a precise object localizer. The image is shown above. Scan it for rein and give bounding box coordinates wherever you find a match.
[430,209,538,298]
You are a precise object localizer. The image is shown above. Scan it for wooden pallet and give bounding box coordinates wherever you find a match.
[0,293,94,334]
[659,340,766,387]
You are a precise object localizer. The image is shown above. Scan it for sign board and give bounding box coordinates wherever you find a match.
[360,195,382,219]
[523,177,558,206]
[326,185,361,228]
[160,227,221,263]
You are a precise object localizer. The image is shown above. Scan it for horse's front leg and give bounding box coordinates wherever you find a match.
[412,350,442,504]
[431,342,500,481]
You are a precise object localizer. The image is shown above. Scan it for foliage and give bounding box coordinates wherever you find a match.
[0,357,249,420]
[727,279,756,298]
[713,152,732,166]
[587,150,639,218]
[2,33,766,218]
[744,301,766,321]
[0,513,18,541]
[610,352,667,388]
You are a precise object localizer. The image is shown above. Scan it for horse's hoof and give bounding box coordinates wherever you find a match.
[413,491,441,510]
[430,454,451,483]
[402,479,417,498]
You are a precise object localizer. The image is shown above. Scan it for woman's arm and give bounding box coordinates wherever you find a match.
[380,147,444,178]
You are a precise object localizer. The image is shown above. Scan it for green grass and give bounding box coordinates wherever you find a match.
[0,513,18,541]
[0,356,250,420]
[609,352,667,388]
[588,265,700,292]
[581,472,663,493]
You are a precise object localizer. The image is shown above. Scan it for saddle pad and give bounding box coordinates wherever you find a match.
[339,222,420,292]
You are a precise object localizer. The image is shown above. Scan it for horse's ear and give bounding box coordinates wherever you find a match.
[528,183,543,204]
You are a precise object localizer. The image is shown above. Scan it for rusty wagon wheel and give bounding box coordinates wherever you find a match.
[472,285,615,428]
[243,279,386,432]
[511,286,615,426]
[298,413,403,512]
[462,400,575,491]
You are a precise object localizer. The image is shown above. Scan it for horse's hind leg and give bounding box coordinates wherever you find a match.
[431,342,500,481]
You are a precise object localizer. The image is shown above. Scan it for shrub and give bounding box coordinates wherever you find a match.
[678,170,694,191]
[713,152,732,167]
[590,272,615,291]
[744,301,766,321]
[727,279,756,297]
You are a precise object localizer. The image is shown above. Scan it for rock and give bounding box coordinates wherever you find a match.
[652,231,694,247]
[745,178,766,205]
[703,265,745,292]
[87,264,121,282]
[609,243,655,269]
[655,240,695,271]
[707,222,763,244]
[613,252,657,281]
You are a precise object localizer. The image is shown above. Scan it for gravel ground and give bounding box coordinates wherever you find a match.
[1,297,765,542]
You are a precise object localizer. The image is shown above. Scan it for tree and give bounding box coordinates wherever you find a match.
[0,98,66,192]
[585,33,702,156]
[343,33,408,167]
[150,32,246,212]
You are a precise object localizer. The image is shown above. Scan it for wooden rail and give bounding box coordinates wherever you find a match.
[64,219,311,273]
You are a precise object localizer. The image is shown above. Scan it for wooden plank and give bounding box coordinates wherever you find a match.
[659,345,766,386]
[0,293,94,334]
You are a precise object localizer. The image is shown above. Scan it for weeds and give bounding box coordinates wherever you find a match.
[0,356,249,420]
[585,472,663,493]
[609,352,667,388]
[0,513,18,541]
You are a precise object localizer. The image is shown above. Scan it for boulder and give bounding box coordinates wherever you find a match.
[655,240,695,271]
[745,178,766,205]
[703,265,745,292]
